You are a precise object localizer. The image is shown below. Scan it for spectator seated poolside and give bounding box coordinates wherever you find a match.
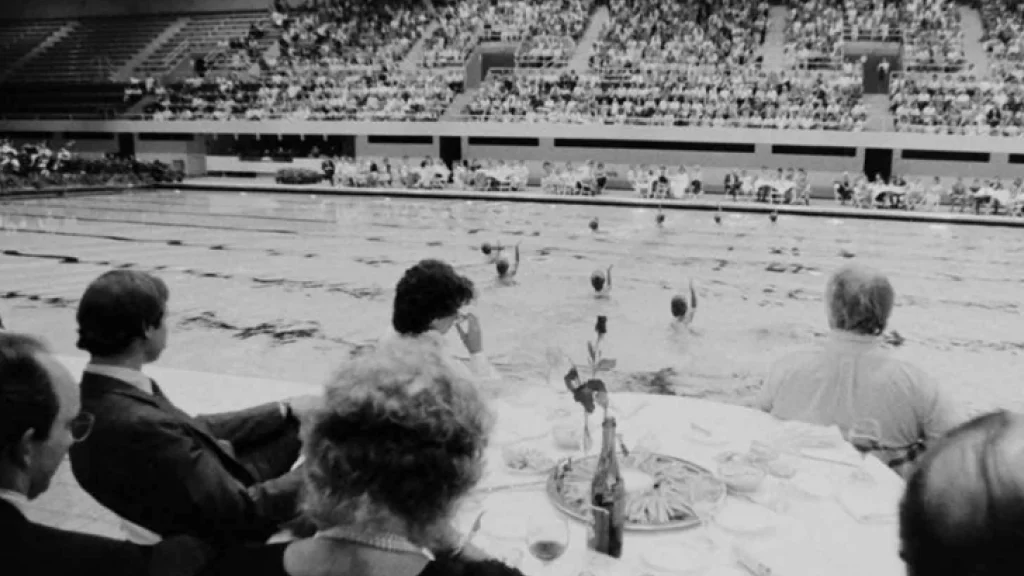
[758,265,960,476]
[455,159,530,191]
[590,0,767,69]
[464,67,865,130]
[890,72,1024,136]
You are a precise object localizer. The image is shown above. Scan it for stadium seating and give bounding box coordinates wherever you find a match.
[135,11,272,78]
[0,21,64,75]
[8,16,178,83]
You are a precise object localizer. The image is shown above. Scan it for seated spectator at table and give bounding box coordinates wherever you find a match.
[900,410,1024,576]
[204,337,522,576]
[388,259,501,390]
[834,172,854,205]
[70,270,320,544]
[757,265,959,473]
[0,332,214,576]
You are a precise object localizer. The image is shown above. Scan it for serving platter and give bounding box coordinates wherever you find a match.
[546,452,726,531]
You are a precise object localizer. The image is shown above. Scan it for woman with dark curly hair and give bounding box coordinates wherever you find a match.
[389,259,501,390]
[205,338,525,576]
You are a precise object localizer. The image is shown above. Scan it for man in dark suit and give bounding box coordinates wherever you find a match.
[0,331,212,576]
[70,270,320,544]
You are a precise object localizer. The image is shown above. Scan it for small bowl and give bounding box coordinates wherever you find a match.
[553,424,583,451]
[718,461,766,493]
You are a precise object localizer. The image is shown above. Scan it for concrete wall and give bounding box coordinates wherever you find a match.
[0,0,271,20]
[135,135,207,175]
[354,135,437,160]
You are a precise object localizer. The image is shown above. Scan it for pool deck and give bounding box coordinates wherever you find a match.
[163,177,1024,229]
[27,356,317,539]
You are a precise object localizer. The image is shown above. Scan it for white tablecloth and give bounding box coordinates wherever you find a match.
[465,392,905,576]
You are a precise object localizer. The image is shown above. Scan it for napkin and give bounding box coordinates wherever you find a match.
[837,484,899,524]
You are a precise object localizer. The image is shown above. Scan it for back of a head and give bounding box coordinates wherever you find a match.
[826,265,894,335]
[901,411,1024,576]
[303,338,493,548]
[392,259,475,336]
[76,270,169,357]
[0,332,57,455]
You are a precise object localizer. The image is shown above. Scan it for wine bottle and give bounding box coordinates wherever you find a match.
[588,416,625,558]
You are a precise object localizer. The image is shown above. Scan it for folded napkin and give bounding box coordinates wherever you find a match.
[837,485,899,524]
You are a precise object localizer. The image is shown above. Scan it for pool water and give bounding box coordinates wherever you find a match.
[1,190,1021,414]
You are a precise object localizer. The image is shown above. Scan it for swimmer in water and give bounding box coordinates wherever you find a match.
[671,280,698,328]
[591,265,613,297]
[496,243,520,283]
[481,242,506,264]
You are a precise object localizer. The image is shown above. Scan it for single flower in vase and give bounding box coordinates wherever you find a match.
[563,316,616,453]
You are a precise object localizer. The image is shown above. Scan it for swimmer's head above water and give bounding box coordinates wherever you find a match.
[671,280,698,325]
[496,258,510,276]
[481,242,493,255]
[590,265,612,293]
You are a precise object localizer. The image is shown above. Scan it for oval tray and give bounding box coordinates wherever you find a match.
[546,452,726,531]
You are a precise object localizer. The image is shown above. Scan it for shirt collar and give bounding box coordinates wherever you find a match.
[0,489,29,516]
[827,329,881,346]
[85,363,153,395]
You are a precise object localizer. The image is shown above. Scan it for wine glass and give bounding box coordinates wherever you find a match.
[846,418,882,483]
[525,510,570,572]
[688,473,723,549]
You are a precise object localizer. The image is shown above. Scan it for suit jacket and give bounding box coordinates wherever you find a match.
[0,499,212,576]
[70,372,302,544]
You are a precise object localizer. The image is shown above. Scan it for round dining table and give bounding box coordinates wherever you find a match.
[460,391,907,576]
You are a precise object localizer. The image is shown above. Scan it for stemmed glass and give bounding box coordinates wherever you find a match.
[688,473,724,550]
[847,418,883,483]
[525,510,570,573]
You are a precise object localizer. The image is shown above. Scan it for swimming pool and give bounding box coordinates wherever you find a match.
[1,190,1021,413]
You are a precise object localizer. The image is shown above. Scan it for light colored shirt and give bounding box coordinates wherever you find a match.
[84,363,153,395]
[381,330,502,392]
[758,330,959,456]
[0,489,29,516]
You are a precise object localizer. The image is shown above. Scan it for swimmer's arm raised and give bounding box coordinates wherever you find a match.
[512,243,520,275]
[606,265,613,291]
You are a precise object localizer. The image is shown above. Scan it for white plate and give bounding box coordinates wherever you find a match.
[716,501,781,536]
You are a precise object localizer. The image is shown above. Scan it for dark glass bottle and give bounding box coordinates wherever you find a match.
[588,416,625,558]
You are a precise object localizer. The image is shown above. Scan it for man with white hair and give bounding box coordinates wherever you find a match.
[757,265,959,471]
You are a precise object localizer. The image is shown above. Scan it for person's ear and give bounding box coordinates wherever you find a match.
[7,428,36,470]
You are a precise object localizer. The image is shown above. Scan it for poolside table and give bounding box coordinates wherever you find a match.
[470,391,905,576]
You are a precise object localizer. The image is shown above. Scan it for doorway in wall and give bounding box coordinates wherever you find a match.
[863,148,893,182]
[118,133,135,159]
[440,136,462,170]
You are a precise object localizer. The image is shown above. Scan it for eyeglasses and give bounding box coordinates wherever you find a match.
[69,412,95,443]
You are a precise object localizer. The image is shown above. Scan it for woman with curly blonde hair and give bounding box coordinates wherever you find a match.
[206,337,525,576]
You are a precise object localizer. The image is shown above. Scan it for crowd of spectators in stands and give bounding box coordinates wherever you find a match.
[785,0,848,70]
[590,0,768,68]
[465,67,865,129]
[268,0,429,72]
[424,0,592,67]
[982,0,1024,76]
[902,0,965,72]
[890,72,1024,135]
[150,68,464,121]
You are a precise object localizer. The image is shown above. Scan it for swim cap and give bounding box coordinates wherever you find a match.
[589,218,599,231]
[671,295,688,318]
[591,271,606,291]
[481,242,492,255]
[496,258,509,275]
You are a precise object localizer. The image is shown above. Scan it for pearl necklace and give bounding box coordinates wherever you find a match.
[315,526,436,561]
